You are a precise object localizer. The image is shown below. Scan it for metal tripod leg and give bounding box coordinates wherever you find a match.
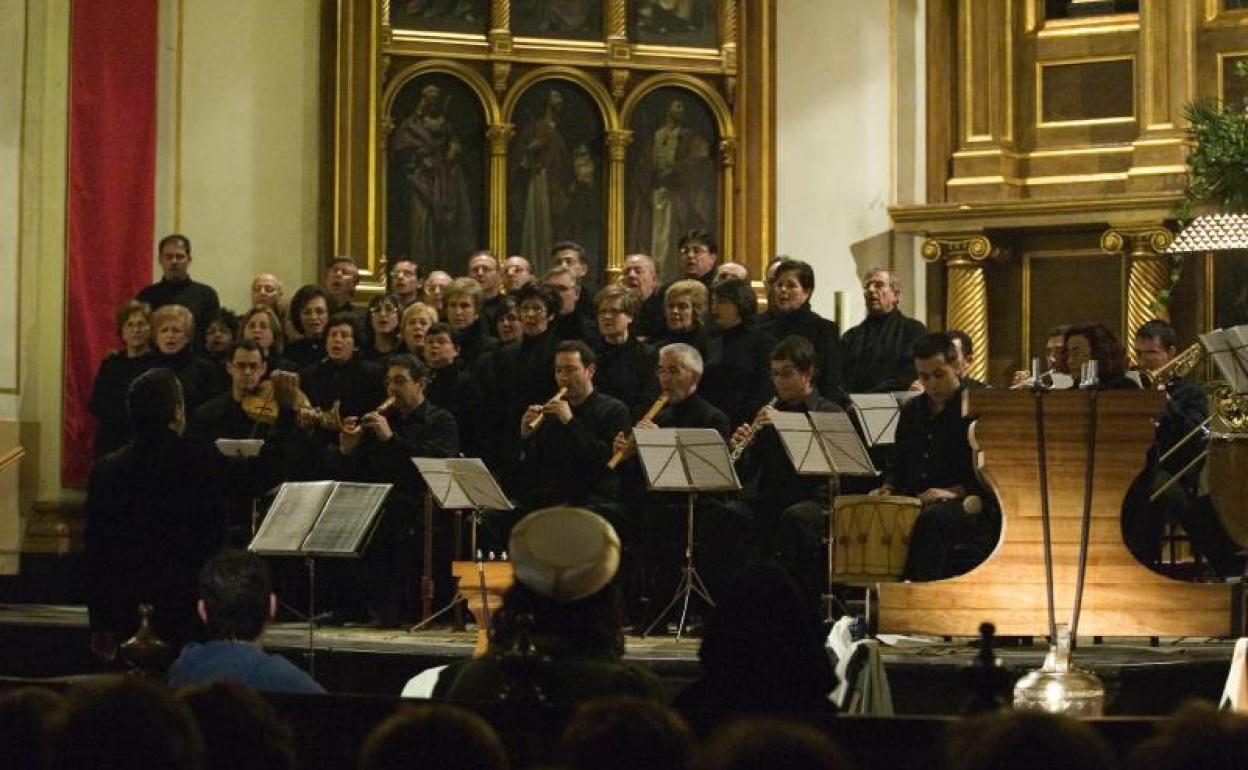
[642,493,715,639]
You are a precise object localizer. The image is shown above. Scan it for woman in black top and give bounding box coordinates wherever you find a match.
[653,279,709,354]
[361,293,402,363]
[150,303,224,414]
[240,304,297,374]
[89,300,157,458]
[702,278,776,429]
[283,285,330,369]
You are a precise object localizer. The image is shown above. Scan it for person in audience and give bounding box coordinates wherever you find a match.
[438,507,663,703]
[241,305,296,374]
[655,279,709,354]
[503,254,535,293]
[946,710,1116,770]
[561,697,695,770]
[731,336,841,604]
[1064,323,1138,388]
[714,261,749,284]
[546,265,598,344]
[298,313,386,427]
[493,294,523,345]
[468,250,506,331]
[359,704,508,770]
[676,563,838,713]
[400,301,439,359]
[388,257,422,309]
[424,322,487,458]
[1128,700,1248,770]
[0,686,66,770]
[322,256,360,314]
[202,308,239,370]
[622,253,666,341]
[551,240,597,319]
[136,233,221,346]
[249,272,284,314]
[592,284,660,421]
[702,278,776,429]
[284,285,331,368]
[361,293,402,363]
[86,368,300,655]
[759,259,844,404]
[872,333,996,581]
[89,299,156,459]
[692,718,851,770]
[947,329,986,389]
[444,277,500,367]
[168,549,325,694]
[679,229,719,290]
[48,676,204,770]
[841,267,926,393]
[176,681,296,770]
[151,303,225,415]
[424,270,452,316]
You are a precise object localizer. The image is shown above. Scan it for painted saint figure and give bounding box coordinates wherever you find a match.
[513,89,574,275]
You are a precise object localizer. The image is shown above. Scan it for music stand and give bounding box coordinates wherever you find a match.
[634,428,741,639]
[408,458,513,635]
[769,411,878,621]
[248,481,391,675]
[847,392,919,447]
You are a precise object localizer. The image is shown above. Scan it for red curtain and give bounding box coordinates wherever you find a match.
[62,0,159,486]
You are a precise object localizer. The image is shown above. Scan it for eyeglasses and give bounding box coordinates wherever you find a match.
[370,304,399,315]
[680,245,709,255]
[520,305,548,316]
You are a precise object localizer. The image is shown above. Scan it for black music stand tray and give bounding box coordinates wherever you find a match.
[249,481,391,676]
[408,458,513,635]
[634,428,741,639]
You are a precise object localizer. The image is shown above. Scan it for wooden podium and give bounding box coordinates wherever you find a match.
[451,560,514,656]
[877,390,1238,637]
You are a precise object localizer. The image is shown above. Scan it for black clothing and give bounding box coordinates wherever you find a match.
[88,351,156,459]
[841,309,926,393]
[737,390,841,515]
[552,310,600,345]
[85,416,291,649]
[331,399,459,500]
[634,289,666,341]
[136,278,220,338]
[483,330,560,489]
[480,292,505,335]
[153,346,225,415]
[427,359,487,458]
[651,326,708,358]
[283,338,325,370]
[298,357,386,423]
[593,337,660,421]
[452,322,499,369]
[359,340,400,365]
[191,394,271,441]
[759,303,844,404]
[700,323,776,429]
[265,354,299,375]
[516,390,631,512]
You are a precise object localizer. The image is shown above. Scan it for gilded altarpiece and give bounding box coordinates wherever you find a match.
[332,0,773,293]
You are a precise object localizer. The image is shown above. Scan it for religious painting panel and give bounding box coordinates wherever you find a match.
[389,0,490,34]
[625,86,719,282]
[630,0,719,48]
[507,80,606,282]
[1214,251,1248,330]
[385,73,488,276]
[511,0,603,41]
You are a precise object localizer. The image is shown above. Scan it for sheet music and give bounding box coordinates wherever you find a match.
[301,482,391,556]
[770,412,833,476]
[849,393,905,446]
[1202,329,1245,392]
[810,411,878,477]
[634,429,686,489]
[249,481,335,555]
[412,457,513,511]
[214,438,264,458]
[634,429,740,492]
[1228,325,1248,394]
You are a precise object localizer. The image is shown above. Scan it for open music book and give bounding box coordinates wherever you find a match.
[249,481,391,557]
[1200,325,1248,394]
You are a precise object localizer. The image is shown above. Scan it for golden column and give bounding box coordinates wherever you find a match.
[487,123,514,257]
[605,129,633,278]
[606,0,630,100]
[1101,225,1176,365]
[921,234,1002,383]
[489,0,513,94]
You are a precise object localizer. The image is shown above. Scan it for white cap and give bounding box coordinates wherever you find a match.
[508,507,621,602]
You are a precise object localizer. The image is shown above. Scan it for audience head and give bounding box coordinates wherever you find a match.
[289,285,331,340]
[948,329,975,377]
[250,273,283,310]
[203,308,239,357]
[359,704,508,770]
[679,229,718,280]
[1064,323,1127,381]
[551,241,590,281]
[0,686,66,770]
[622,254,659,299]
[561,697,694,770]
[367,294,402,344]
[595,284,640,343]
[388,258,421,303]
[158,234,193,283]
[115,300,153,357]
[694,719,851,770]
[658,343,704,402]
[912,332,961,406]
[665,280,708,333]
[323,257,360,308]
[48,675,203,770]
[1128,700,1248,770]
[494,295,522,344]
[325,313,360,364]
[444,277,484,332]
[127,368,185,437]
[152,304,194,356]
[1045,325,1071,373]
[515,284,560,337]
[424,270,452,310]
[242,305,285,355]
[714,261,749,284]
[468,251,502,297]
[198,548,273,641]
[1134,318,1178,372]
[177,681,294,770]
[772,260,816,315]
[401,302,439,354]
[423,322,458,369]
[503,255,535,293]
[862,267,900,316]
[770,335,818,402]
[710,277,757,329]
[945,710,1115,770]
[544,265,581,317]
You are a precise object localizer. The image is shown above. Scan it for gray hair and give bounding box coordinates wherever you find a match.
[864,266,900,291]
[659,343,704,377]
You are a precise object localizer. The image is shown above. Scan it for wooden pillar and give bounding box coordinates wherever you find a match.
[921,233,1004,383]
[1102,225,1176,363]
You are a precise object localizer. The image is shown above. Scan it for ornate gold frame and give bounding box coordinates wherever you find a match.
[333,0,772,295]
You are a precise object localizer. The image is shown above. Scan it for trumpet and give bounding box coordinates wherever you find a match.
[606,394,670,469]
[729,397,778,462]
[527,387,568,432]
[1140,342,1203,389]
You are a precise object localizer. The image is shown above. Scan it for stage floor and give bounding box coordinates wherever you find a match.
[0,603,1234,715]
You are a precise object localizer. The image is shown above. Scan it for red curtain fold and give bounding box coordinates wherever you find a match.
[62,0,159,486]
